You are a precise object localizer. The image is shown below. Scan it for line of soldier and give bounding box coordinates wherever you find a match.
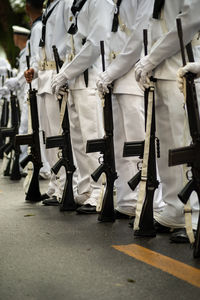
[1,0,200,254]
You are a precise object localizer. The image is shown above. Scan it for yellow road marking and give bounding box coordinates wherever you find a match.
[113,244,200,288]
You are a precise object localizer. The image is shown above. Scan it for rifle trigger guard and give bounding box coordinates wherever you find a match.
[186,169,192,181]
[57,150,62,159]
[98,155,103,164]
[137,161,142,171]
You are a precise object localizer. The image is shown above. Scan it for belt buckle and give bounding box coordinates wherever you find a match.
[120,23,126,32]
[41,61,46,71]
[111,51,116,60]
[68,53,74,62]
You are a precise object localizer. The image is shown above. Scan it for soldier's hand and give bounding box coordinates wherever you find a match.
[177,62,200,94]
[24,68,34,83]
[0,86,9,97]
[135,56,155,89]
[51,72,68,96]
[96,72,111,94]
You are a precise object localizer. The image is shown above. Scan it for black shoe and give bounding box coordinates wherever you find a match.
[154,220,171,233]
[42,196,59,206]
[114,210,130,219]
[170,228,191,243]
[76,204,97,214]
[40,193,50,201]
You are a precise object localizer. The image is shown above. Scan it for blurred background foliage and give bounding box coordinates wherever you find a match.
[0,0,47,67]
[0,0,29,67]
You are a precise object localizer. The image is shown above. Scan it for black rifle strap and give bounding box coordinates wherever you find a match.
[67,0,88,35]
[82,38,88,87]
[152,0,165,19]
[111,0,123,32]
[39,0,60,47]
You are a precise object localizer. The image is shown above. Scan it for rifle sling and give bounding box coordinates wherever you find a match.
[112,0,123,32]
[152,0,165,19]
[68,0,88,35]
[39,1,60,47]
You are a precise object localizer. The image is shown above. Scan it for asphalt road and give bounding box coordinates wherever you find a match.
[0,173,200,300]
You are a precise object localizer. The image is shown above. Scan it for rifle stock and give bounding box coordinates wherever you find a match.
[98,174,115,222]
[135,188,156,237]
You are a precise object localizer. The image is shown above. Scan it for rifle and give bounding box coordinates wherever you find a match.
[168,18,200,258]
[0,83,21,180]
[15,55,42,201]
[0,75,9,158]
[45,45,77,211]
[86,41,117,222]
[0,98,9,128]
[123,29,160,237]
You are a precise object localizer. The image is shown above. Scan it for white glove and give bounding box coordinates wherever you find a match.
[12,68,18,77]
[0,66,7,76]
[177,62,200,93]
[51,72,68,96]
[96,71,112,94]
[0,86,9,97]
[5,77,19,91]
[135,56,155,89]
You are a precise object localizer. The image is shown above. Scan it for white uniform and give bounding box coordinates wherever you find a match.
[33,0,71,198]
[28,17,51,177]
[57,0,115,205]
[2,47,29,164]
[101,0,163,216]
[147,0,200,229]
[0,58,11,117]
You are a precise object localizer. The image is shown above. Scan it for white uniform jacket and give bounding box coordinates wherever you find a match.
[35,0,71,95]
[106,0,154,95]
[16,47,28,106]
[149,0,200,80]
[30,17,42,90]
[60,0,115,90]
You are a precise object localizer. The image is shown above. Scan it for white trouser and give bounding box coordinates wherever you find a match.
[113,93,163,216]
[154,80,199,229]
[37,93,65,199]
[68,88,103,206]
[19,101,28,164]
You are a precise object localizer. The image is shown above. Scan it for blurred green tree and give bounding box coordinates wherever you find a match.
[0,0,29,67]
